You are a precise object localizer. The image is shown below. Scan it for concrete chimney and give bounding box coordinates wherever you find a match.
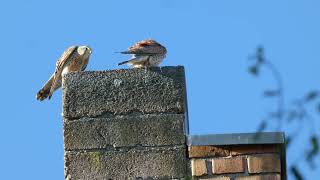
[62,66,286,180]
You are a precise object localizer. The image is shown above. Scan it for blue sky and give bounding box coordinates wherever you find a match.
[1,0,319,179]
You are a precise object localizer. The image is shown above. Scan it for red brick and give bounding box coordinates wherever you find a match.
[247,154,281,173]
[235,174,281,180]
[231,145,280,156]
[212,157,244,174]
[189,146,230,158]
[200,177,231,180]
[191,159,207,176]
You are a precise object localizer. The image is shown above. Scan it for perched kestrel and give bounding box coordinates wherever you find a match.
[36,45,92,101]
[118,39,167,68]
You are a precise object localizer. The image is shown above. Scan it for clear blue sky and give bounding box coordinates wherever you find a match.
[1,0,319,179]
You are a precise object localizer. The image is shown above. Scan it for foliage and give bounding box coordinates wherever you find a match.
[248,46,319,180]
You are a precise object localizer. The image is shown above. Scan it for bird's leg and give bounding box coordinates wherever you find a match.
[144,65,148,73]
[143,65,149,83]
[144,56,151,73]
[143,58,151,83]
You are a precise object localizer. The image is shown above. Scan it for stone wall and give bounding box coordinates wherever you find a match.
[62,67,188,180]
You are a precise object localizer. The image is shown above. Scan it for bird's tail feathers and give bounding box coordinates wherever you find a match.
[117,51,132,54]
[118,56,144,66]
[118,60,130,66]
[36,88,50,101]
[36,74,55,101]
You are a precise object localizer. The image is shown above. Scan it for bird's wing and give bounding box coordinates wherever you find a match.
[55,46,78,71]
[81,55,90,71]
[48,46,78,99]
[36,73,54,101]
[122,40,158,55]
[118,55,149,66]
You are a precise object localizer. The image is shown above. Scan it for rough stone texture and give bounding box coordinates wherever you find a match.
[247,155,281,173]
[212,157,245,174]
[191,159,207,177]
[64,114,186,150]
[65,146,187,180]
[188,146,230,158]
[235,174,281,180]
[62,66,186,119]
[231,145,280,156]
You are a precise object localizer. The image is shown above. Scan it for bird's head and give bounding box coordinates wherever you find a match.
[78,46,92,56]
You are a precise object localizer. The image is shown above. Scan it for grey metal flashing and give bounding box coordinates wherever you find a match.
[187,132,285,146]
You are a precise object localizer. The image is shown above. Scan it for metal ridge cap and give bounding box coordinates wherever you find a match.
[187,132,285,146]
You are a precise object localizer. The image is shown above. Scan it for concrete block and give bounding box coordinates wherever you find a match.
[64,146,187,180]
[64,114,186,150]
[62,66,186,119]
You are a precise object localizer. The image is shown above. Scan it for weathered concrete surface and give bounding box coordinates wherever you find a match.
[65,146,187,180]
[62,66,186,119]
[64,114,186,150]
[62,66,189,179]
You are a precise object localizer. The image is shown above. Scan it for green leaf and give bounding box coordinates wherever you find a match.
[305,91,318,101]
[256,46,265,63]
[257,120,267,132]
[248,66,259,76]
[263,90,280,97]
[306,135,319,163]
[317,103,320,113]
[290,166,304,180]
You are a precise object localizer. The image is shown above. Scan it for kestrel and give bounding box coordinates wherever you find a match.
[118,39,167,68]
[36,45,92,101]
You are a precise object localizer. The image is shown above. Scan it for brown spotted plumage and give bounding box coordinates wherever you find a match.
[118,39,167,68]
[36,46,92,101]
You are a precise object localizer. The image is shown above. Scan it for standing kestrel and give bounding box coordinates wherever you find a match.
[36,45,92,101]
[118,39,167,68]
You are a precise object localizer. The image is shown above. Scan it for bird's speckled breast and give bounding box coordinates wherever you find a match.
[68,54,87,72]
[149,54,166,66]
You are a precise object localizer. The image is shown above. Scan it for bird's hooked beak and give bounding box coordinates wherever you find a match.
[86,46,92,54]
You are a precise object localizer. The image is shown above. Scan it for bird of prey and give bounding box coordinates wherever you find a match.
[36,45,92,101]
[118,39,167,68]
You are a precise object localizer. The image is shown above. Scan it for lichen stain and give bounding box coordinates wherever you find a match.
[89,152,103,170]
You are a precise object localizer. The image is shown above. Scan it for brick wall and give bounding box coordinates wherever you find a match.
[188,133,286,180]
